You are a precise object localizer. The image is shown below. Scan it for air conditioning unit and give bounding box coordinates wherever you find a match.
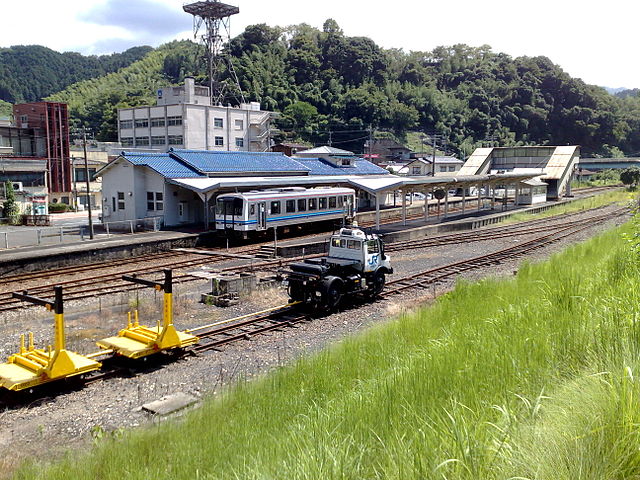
[11,182,23,192]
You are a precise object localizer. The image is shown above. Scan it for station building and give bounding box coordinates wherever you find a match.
[117,78,272,153]
[96,148,391,227]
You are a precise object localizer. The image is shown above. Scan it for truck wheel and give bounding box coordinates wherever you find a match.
[370,271,386,297]
[322,277,344,311]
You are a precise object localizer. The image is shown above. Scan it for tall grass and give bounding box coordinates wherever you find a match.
[15,221,640,479]
[505,189,633,224]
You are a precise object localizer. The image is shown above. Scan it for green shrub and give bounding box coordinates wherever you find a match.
[48,203,70,213]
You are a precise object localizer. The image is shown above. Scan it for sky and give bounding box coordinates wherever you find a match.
[0,0,638,89]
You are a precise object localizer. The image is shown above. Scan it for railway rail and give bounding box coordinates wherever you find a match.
[0,205,628,314]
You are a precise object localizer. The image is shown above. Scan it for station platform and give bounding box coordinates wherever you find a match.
[0,230,199,275]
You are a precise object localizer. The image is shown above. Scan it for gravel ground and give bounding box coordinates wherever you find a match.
[0,204,631,476]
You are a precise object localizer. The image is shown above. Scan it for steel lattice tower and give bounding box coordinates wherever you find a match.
[183,0,246,105]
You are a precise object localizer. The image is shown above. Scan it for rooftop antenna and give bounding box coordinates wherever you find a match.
[183,0,246,106]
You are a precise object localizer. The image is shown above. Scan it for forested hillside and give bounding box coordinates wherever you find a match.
[5,20,640,156]
[0,45,153,104]
[46,41,199,140]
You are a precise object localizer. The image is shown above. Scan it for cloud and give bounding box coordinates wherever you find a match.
[77,0,192,53]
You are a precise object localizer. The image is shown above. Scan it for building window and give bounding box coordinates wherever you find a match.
[120,119,133,129]
[135,136,150,146]
[20,115,28,124]
[75,168,97,182]
[121,137,133,147]
[439,166,447,172]
[341,158,351,166]
[270,201,281,215]
[214,117,223,128]
[167,116,182,126]
[235,137,244,148]
[412,166,421,175]
[155,192,163,211]
[448,166,456,172]
[147,192,154,210]
[150,117,165,127]
[214,136,224,146]
[151,136,166,146]
[134,119,148,128]
[234,119,243,130]
[117,192,125,210]
[168,135,183,145]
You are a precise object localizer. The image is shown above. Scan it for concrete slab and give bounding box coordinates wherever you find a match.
[142,392,198,416]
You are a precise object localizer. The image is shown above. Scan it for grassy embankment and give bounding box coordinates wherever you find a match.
[15,210,640,479]
[504,188,634,224]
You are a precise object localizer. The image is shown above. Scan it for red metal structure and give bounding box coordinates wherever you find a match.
[13,102,71,193]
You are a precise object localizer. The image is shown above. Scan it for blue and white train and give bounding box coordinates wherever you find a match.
[214,187,356,236]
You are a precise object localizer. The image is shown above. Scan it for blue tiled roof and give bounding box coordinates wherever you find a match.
[169,149,310,174]
[122,152,203,178]
[294,157,390,176]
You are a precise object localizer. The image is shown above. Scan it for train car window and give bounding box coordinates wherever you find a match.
[297,198,307,211]
[367,240,379,253]
[337,196,344,207]
[249,203,255,216]
[347,240,360,249]
[331,238,341,248]
[319,197,327,209]
[309,198,317,210]
[329,196,337,208]
[233,198,243,217]
[286,200,296,213]
[271,201,281,215]
[215,200,223,215]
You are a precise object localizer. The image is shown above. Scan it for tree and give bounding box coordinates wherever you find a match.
[2,181,18,222]
[620,167,640,188]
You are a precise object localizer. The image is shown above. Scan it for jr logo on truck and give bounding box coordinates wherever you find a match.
[368,254,379,266]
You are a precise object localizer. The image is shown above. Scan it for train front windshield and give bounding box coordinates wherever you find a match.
[216,198,243,225]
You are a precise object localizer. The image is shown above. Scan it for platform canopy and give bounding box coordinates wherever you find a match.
[168,171,541,198]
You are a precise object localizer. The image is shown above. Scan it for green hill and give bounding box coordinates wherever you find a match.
[0,45,153,104]
[5,20,640,156]
[46,41,199,140]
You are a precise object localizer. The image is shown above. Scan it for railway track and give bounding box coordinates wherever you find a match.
[382,215,617,297]
[0,205,628,314]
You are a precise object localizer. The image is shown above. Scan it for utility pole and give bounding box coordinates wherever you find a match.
[77,128,94,239]
[328,131,332,147]
[431,136,436,177]
[368,125,373,161]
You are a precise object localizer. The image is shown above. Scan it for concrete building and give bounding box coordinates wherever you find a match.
[117,78,272,153]
[458,146,579,199]
[13,102,71,194]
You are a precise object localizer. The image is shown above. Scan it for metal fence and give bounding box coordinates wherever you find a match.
[0,216,162,250]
